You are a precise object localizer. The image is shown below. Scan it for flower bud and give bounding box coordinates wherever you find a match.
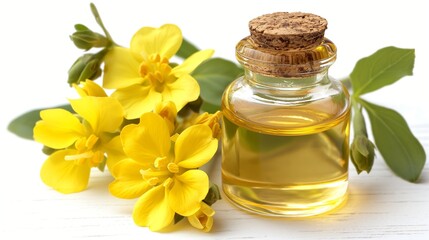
[187,202,215,232]
[73,80,107,97]
[68,54,102,85]
[203,182,221,206]
[350,134,375,174]
[350,101,375,174]
[70,30,108,51]
[193,111,222,139]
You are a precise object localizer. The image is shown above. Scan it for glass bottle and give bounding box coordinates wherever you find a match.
[221,12,351,217]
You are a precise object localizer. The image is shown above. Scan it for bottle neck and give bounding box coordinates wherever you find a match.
[244,68,330,90]
[236,37,337,99]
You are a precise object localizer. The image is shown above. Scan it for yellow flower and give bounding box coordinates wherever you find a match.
[33,96,124,193]
[192,111,222,139]
[103,24,214,119]
[176,111,222,139]
[154,101,177,135]
[109,112,218,231]
[72,80,127,171]
[73,80,107,97]
[187,202,215,232]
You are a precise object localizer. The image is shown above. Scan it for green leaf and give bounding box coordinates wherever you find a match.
[7,104,73,140]
[177,97,203,117]
[200,101,219,114]
[350,47,415,96]
[176,38,199,59]
[360,99,426,182]
[192,58,243,113]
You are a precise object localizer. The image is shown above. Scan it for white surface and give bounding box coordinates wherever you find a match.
[0,0,428,239]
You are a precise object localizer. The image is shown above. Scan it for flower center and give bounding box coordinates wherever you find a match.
[167,162,179,173]
[139,156,181,187]
[140,167,171,187]
[65,134,103,166]
[154,156,168,168]
[198,214,208,226]
[139,54,172,92]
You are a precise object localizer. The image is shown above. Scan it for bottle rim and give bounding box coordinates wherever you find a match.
[236,37,337,77]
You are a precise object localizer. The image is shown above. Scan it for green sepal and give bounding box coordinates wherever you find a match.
[74,24,90,31]
[97,157,107,172]
[70,30,108,51]
[42,146,58,155]
[174,213,185,224]
[203,182,221,206]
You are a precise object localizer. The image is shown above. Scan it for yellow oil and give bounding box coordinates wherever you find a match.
[221,100,350,217]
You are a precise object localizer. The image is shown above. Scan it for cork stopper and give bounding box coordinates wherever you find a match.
[249,12,328,50]
[236,12,335,77]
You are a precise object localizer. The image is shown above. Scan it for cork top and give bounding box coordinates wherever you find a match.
[249,12,328,50]
[236,12,336,77]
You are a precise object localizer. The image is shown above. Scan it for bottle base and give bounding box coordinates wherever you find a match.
[222,180,348,217]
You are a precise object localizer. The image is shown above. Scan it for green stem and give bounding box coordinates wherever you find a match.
[351,99,367,136]
[90,3,114,44]
[94,47,109,59]
[339,76,352,91]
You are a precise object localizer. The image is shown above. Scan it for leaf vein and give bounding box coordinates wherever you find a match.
[354,50,413,96]
[361,100,415,173]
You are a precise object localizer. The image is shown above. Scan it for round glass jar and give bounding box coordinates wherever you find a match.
[221,12,351,217]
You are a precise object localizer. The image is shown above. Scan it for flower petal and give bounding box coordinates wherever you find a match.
[187,214,204,230]
[40,149,91,194]
[109,159,151,199]
[34,109,86,149]
[175,125,218,168]
[168,170,209,216]
[104,135,127,172]
[73,80,107,97]
[69,96,124,135]
[112,85,162,119]
[154,101,177,135]
[133,185,174,231]
[171,49,214,77]
[131,24,182,60]
[103,46,143,89]
[121,113,170,165]
[162,74,200,111]
[192,111,222,139]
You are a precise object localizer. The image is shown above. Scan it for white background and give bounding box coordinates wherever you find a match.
[0,0,428,239]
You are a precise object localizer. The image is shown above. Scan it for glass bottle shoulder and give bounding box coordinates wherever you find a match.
[221,76,350,135]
